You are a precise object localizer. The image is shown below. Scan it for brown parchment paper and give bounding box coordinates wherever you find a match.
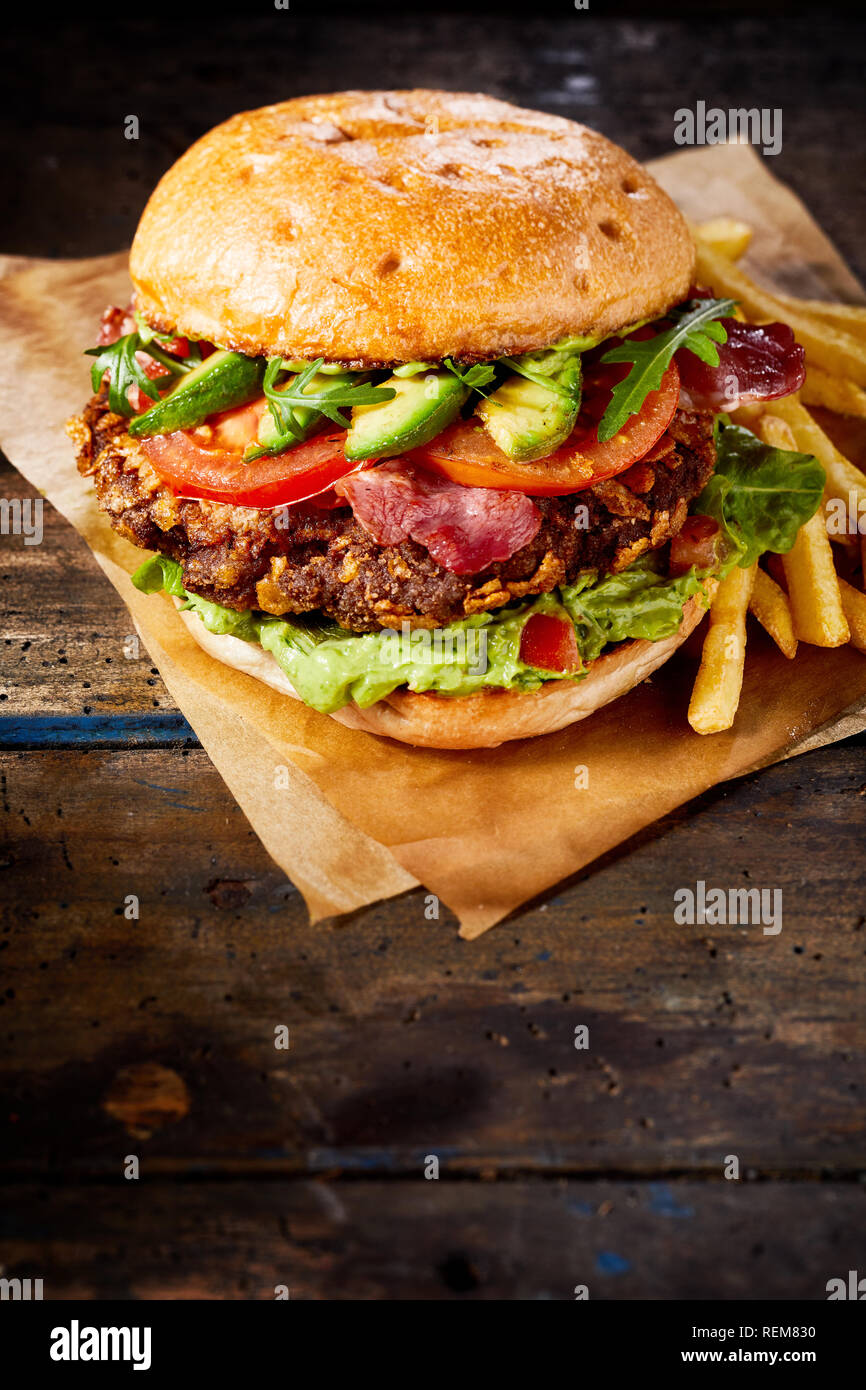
[1,142,865,939]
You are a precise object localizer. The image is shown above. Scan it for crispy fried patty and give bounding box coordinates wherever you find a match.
[72,395,716,632]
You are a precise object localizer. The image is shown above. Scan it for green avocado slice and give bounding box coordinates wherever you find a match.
[476,357,582,462]
[344,370,467,461]
[128,350,265,437]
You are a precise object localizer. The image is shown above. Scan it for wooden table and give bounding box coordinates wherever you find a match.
[2,5,864,1299]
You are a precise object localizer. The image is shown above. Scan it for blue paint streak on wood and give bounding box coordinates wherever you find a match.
[647,1182,695,1218]
[0,714,199,749]
[129,779,205,812]
[596,1251,631,1275]
[565,1198,595,1217]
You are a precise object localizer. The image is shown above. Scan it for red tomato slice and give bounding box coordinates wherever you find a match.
[190,397,269,452]
[519,613,581,674]
[410,360,680,494]
[141,398,360,508]
[159,335,191,358]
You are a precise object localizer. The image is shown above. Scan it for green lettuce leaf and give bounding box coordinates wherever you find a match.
[694,420,825,568]
[132,552,189,599]
[561,559,711,664]
[131,554,711,714]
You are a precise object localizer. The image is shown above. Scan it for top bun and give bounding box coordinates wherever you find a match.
[130,89,694,366]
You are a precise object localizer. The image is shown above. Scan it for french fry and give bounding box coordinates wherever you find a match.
[824,501,860,551]
[801,364,866,418]
[767,290,866,344]
[766,395,866,515]
[781,510,849,646]
[729,402,764,428]
[692,241,866,387]
[749,567,798,658]
[838,578,866,653]
[861,534,866,589]
[754,411,798,452]
[688,562,756,735]
[694,217,753,262]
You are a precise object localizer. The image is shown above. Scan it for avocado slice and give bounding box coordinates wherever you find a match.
[281,359,352,376]
[345,370,467,461]
[255,369,359,451]
[128,350,265,437]
[476,357,582,463]
[506,344,589,377]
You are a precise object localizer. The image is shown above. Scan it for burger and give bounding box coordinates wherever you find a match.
[69,90,819,748]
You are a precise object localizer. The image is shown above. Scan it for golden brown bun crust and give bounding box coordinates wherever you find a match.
[176,589,712,749]
[130,89,694,365]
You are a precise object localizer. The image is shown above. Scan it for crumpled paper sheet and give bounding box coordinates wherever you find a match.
[1,142,865,939]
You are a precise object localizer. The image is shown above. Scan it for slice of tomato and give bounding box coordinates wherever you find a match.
[140,398,360,508]
[519,613,581,674]
[410,359,680,494]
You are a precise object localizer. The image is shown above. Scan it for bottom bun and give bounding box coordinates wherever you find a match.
[176,588,713,749]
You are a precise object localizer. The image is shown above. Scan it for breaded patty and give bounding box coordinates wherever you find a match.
[71,394,716,633]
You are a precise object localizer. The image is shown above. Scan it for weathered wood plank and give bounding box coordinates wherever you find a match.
[0,459,180,719]
[2,744,864,1173]
[0,714,196,748]
[0,1179,861,1300]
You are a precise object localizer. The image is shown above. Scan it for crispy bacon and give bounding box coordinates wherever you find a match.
[676,319,805,413]
[668,515,722,576]
[335,460,541,574]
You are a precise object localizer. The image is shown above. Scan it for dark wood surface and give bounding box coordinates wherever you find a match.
[1,4,865,1300]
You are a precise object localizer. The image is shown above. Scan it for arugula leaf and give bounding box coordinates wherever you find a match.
[251,358,396,458]
[133,311,203,370]
[132,311,178,351]
[693,420,825,567]
[499,352,582,404]
[596,297,737,442]
[85,334,168,416]
[443,358,498,397]
[85,325,206,414]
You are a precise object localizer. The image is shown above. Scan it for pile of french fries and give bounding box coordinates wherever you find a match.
[686,217,866,735]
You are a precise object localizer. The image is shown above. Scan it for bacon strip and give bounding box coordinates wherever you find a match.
[335,460,541,574]
[676,318,805,413]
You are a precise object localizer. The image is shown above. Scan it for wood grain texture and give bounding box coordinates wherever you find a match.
[2,744,864,1176]
[0,1180,862,1300]
[0,459,179,719]
[1,3,865,1300]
